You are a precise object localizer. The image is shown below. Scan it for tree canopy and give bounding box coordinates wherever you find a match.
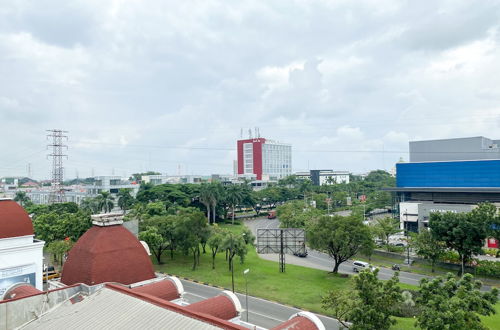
[416,273,498,330]
[307,215,373,273]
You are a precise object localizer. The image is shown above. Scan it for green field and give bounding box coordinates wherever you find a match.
[154,239,351,313]
[153,223,500,329]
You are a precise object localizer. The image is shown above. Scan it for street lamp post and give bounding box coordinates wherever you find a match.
[405,209,410,266]
[231,234,235,292]
[243,268,249,322]
[231,233,246,293]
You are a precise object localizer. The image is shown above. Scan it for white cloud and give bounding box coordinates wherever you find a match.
[1,0,500,178]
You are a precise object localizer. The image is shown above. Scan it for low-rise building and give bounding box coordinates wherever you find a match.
[0,199,45,298]
[294,170,350,186]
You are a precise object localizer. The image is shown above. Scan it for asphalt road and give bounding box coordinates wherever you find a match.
[180,279,341,329]
[245,217,432,287]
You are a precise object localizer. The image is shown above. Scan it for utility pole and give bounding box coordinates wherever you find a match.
[47,129,68,204]
[279,229,285,273]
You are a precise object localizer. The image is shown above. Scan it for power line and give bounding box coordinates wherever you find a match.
[71,140,500,155]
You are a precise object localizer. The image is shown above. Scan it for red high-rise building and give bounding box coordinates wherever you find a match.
[237,138,291,180]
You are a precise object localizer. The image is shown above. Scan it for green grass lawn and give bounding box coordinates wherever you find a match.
[154,240,350,314]
[154,223,415,316]
[153,223,499,328]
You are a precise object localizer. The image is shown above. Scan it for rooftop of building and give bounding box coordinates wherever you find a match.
[61,214,155,286]
[0,199,34,239]
[1,273,327,330]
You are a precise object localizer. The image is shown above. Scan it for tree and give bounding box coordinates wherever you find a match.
[308,215,374,273]
[175,208,209,270]
[374,217,401,251]
[412,230,445,272]
[117,189,135,211]
[276,200,323,228]
[416,273,498,330]
[349,269,402,330]
[208,183,223,224]
[80,197,100,214]
[321,290,356,329]
[430,205,490,275]
[222,232,247,270]
[225,184,243,225]
[14,191,32,207]
[241,226,255,246]
[140,214,180,261]
[96,191,114,213]
[47,239,74,265]
[139,227,164,264]
[199,183,212,223]
[33,211,92,244]
[207,227,225,269]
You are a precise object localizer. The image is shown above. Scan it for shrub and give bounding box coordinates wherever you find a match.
[440,250,460,263]
[483,248,499,257]
[475,260,500,278]
[392,290,422,318]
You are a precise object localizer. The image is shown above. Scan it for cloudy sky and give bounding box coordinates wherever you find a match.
[1,0,500,179]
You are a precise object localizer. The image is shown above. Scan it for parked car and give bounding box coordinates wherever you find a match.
[352,260,374,273]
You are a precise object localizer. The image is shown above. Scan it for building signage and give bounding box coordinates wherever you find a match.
[428,209,459,214]
[0,264,36,298]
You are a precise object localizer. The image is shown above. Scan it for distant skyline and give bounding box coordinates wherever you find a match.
[1,1,500,179]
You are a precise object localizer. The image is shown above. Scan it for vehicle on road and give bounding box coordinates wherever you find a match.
[352,260,374,273]
[267,210,276,219]
[391,264,401,271]
[43,266,60,283]
[293,250,308,258]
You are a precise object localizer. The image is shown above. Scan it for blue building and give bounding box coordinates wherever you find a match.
[385,137,500,237]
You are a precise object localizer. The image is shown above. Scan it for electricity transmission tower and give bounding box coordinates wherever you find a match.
[47,129,68,204]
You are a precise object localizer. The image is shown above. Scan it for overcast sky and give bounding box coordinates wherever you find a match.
[1,0,500,179]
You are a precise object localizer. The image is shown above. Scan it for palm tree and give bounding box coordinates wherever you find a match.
[14,191,31,207]
[199,184,212,223]
[225,185,243,225]
[80,197,100,214]
[96,191,115,213]
[208,183,223,224]
[117,189,134,212]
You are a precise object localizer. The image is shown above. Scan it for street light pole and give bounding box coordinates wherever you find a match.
[405,209,410,266]
[243,268,249,322]
[231,234,234,292]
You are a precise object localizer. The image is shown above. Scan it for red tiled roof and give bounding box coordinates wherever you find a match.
[3,284,41,300]
[61,225,155,286]
[272,316,319,330]
[0,200,34,239]
[185,295,238,320]
[131,279,180,301]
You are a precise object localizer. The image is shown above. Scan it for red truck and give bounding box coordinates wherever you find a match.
[267,210,276,219]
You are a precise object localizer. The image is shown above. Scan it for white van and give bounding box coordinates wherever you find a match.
[352,261,374,273]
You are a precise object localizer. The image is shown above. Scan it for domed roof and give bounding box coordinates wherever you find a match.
[131,279,181,301]
[61,225,155,286]
[0,199,34,239]
[2,283,41,300]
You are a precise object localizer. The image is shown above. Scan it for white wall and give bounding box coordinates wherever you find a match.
[0,235,45,296]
